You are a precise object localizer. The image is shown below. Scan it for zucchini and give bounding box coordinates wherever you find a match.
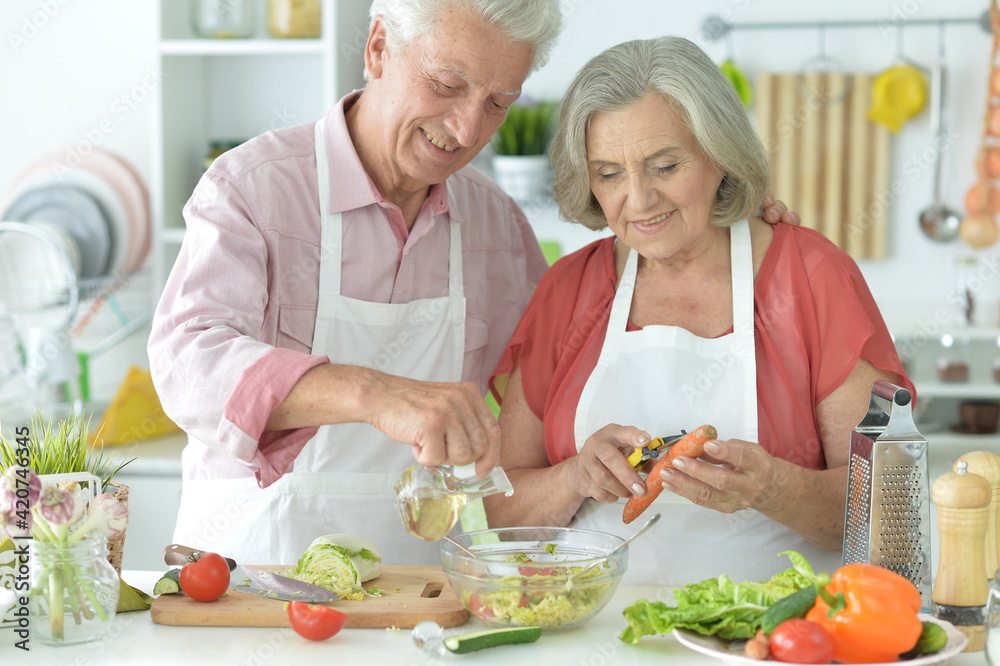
[901,621,948,658]
[153,568,182,596]
[443,626,542,653]
[760,586,817,635]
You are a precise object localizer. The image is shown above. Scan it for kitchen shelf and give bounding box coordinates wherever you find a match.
[894,327,1000,343]
[916,381,1000,399]
[924,430,1000,449]
[161,228,185,245]
[151,0,370,292]
[160,39,327,56]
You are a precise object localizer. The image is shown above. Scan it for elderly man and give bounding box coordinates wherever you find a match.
[149,0,562,565]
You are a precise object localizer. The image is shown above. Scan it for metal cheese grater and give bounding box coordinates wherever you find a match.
[842,380,932,607]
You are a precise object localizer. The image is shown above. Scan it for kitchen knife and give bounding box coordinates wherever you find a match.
[163,544,339,603]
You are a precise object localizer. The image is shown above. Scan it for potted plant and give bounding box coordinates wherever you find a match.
[0,411,135,630]
[491,97,559,201]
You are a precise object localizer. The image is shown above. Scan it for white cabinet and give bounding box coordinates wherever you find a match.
[151,0,371,291]
[133,1,371,568]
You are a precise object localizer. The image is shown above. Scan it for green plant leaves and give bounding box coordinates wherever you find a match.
[493,101,559,156]
[0,411,134,492]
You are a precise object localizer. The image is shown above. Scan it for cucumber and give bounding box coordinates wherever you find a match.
[153,568,182,596]
[901,621,948,658]
[760,586,817,635]
[443,626,542,653]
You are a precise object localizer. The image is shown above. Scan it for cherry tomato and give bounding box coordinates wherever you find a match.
[769,619,834,664]
[178,552,230,602]
[287,601,347,641]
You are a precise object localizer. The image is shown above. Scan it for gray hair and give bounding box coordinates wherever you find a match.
[368,0,562,74]
[551,36,770,230]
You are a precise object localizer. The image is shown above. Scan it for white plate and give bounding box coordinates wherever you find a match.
[672,614,967,666]
[2,185,111,279]
[4,148,149,273]
[15,167,130,274]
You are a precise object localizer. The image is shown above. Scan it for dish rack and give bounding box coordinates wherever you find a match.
[0,221,152,427]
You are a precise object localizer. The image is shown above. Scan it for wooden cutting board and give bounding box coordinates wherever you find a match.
[150,565,470,629]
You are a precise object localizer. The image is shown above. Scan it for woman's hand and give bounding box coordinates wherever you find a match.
[656,437,784,513]
[568,424,648,503]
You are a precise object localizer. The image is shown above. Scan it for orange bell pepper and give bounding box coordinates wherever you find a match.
[805,563,923,664]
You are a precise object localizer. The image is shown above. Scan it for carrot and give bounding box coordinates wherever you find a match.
[621,424,717,524]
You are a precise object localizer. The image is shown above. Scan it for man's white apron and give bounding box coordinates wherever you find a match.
[172,121,466,565]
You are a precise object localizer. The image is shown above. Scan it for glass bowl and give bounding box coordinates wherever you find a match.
[441,526,627,631]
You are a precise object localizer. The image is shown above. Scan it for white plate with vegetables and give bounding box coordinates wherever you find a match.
[672,614,967,666]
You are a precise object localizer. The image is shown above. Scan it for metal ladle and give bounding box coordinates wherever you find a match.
[918,64,961,242]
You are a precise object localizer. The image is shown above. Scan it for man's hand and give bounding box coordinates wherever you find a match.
[760,194,801,226]
[365,375,501,478]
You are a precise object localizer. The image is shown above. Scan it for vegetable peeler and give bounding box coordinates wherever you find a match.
[626,432,687,472]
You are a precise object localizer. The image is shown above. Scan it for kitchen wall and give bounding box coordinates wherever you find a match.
[522,0,1000,332]
[1,0,998,401]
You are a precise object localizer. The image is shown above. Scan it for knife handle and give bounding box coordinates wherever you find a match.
[164,544,237,571]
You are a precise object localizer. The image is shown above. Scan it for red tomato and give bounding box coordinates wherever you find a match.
[178,552,230,602]
[287,601,348,641]
[769,619,834,664]
[468,593,495,620]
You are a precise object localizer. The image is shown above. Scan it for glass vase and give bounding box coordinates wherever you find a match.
[29,533,119,646]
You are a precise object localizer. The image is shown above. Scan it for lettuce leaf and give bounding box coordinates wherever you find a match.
[620,551,821,644]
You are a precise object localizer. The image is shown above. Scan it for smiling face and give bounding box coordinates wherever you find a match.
[360,8,534,201]
[586,94,726,265]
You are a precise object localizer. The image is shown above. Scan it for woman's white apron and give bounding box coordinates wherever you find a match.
[571,221,839,585]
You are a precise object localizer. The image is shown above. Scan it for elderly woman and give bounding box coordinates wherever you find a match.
[484,36,912,585]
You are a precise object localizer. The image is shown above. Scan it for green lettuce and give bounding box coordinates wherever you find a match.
[620,551,821,644]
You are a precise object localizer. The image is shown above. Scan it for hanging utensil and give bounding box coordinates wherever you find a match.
[919,62,962,242]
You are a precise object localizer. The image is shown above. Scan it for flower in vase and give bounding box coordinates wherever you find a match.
[0,466,129,642]
[37,485,77,528]
[70,494,127,541]
[0,466,41,507]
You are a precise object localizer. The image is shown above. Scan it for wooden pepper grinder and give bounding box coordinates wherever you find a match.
[957,451,1000,581]
[933,461,992,652]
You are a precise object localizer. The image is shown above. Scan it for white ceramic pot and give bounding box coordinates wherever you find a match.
[491,155,551,202]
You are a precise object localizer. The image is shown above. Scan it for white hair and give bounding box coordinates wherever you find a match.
[551,36,770,230]
[368,0,562,73]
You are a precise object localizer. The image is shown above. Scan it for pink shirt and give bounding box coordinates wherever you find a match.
[491,224,913,468]
[148,92,548,487]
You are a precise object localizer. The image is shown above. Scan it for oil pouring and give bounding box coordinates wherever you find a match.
[394,466,513,541]
[932,461,991,652]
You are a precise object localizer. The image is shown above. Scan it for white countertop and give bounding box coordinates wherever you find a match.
[103,431,186,476]
[0,571,988,666]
